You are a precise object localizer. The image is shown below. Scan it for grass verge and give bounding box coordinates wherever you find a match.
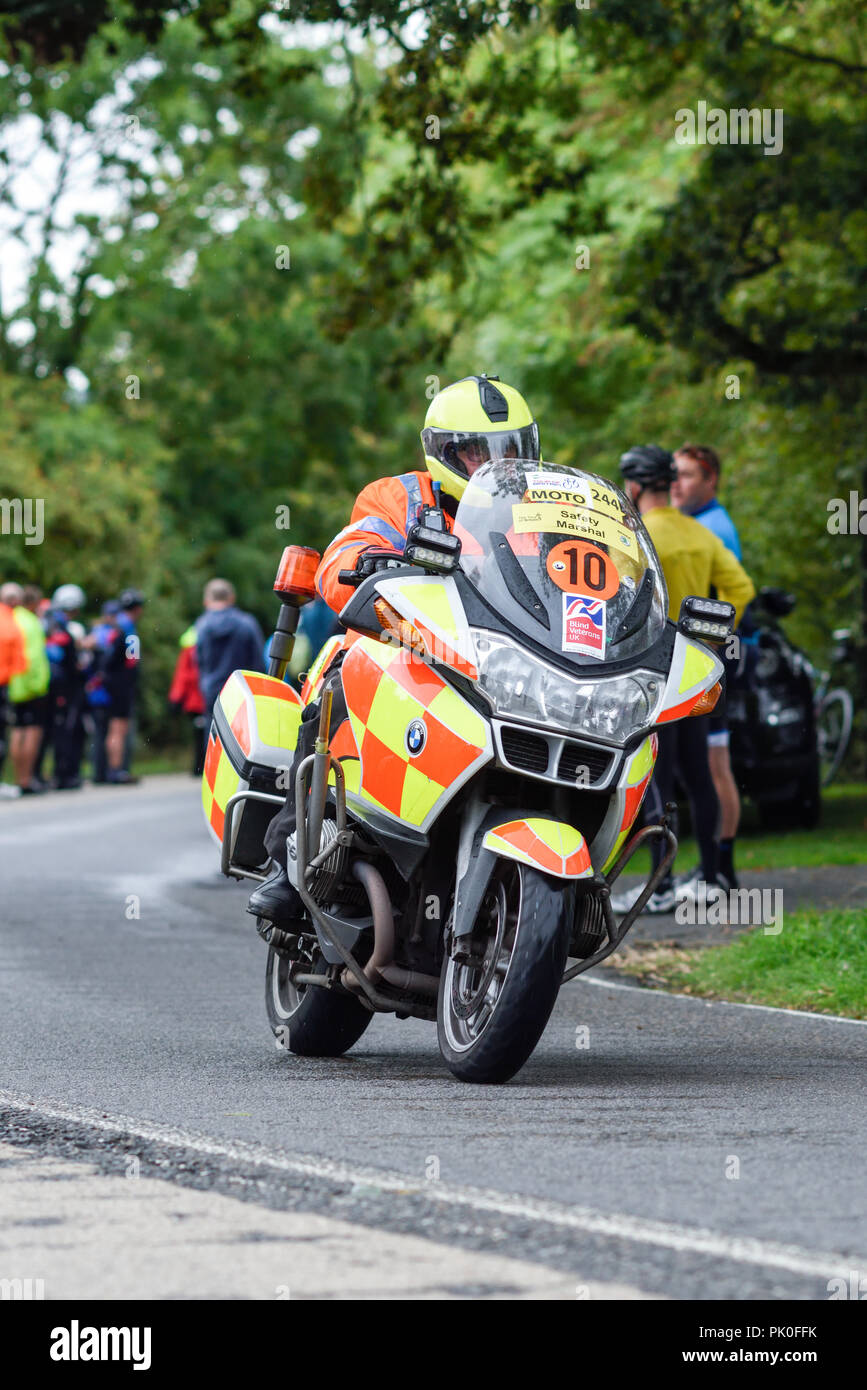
[629,782,867,876]
[613,908,867,1019]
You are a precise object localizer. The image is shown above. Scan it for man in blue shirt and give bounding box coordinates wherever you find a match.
[196,578,265,717]
[672,444,741,556]
[672,444,743,890]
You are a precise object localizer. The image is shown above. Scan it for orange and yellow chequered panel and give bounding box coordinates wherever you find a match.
[232,671,303,757]
[200,670,304,846]
[482,818,594,879]
[201,727,241,843]
[340,637,490,828]
[601,733,658,872]
[657,637,717,724]
[300,633,356,705]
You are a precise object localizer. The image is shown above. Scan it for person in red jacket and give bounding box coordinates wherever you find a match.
[248,374,540,928]
[168,625,207,775]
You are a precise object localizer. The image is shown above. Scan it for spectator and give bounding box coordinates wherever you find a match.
[0,581,28,799]
[45,584,88,790]
[672,443,742,555]
[84,600,122,783]
[7,583,50,794]
[32,597,54,784]
[613,445,754,915]
[672,443,746,889]
[102,588,145,785]
[195,579,264,717]
[168,624,207,776]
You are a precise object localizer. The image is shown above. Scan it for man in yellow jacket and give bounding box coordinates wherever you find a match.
[614,445,755,914]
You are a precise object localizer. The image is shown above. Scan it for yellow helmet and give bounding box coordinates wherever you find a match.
[421,375,540,500]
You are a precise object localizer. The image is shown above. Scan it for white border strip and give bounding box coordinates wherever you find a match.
[577,973,867,1026]
[1,1090,861,1281]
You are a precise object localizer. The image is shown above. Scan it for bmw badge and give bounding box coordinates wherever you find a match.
[405,719,427,756]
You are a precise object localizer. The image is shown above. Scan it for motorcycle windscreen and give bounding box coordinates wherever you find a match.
[453,460,668,667]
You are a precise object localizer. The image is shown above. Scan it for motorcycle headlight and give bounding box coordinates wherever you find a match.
[759,691,803,726]
[471,631,659,745]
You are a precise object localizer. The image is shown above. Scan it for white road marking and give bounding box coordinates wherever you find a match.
[578,972,867,1026]
[2,1090,862,1281]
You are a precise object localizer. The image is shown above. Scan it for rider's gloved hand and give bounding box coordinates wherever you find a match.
[337,547,406,588]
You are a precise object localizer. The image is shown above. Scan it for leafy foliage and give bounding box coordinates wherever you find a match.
[0,0,864,758]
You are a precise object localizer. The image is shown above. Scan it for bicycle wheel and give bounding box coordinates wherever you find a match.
[817,688,853,787]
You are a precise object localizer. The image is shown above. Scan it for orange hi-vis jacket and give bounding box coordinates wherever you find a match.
[316,471,448,614]
[0,603,27,687]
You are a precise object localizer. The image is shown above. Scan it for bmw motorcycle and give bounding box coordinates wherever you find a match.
[202,460,732,1083]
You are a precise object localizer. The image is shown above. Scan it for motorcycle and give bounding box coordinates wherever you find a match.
[202,459,732,1083]
[728,587,836,829]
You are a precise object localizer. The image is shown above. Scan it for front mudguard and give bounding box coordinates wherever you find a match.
[451,806,593,941]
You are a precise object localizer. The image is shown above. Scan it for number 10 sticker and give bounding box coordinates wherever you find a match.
[546,539,619,599]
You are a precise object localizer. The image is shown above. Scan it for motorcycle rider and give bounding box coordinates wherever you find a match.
[248,374,540,928]
[613,445,755,913]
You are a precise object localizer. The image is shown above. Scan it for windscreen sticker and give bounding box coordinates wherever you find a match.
[584,482,626,523]
[525,485,590,506]
[523,473,625,523]
[546,539,619,598]
[512,503,636,555]
[524,470,586,492]
[562,593,607,658]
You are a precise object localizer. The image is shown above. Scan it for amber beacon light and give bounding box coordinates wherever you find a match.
[274,545,321,601]
[267,546,322,680]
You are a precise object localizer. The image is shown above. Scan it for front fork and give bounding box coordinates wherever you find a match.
[560,817,678,982]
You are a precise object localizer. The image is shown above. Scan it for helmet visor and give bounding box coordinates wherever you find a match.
[422,423,540,480]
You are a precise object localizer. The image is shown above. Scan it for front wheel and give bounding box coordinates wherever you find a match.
[266,942,372,1057]
[437,860,573,1084]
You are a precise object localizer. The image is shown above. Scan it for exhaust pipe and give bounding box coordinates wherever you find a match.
[341,860,439,998]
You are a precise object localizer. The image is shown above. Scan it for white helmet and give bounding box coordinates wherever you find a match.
[51,584,86,612]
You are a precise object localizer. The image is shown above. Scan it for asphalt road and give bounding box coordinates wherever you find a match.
[1,776,865,1301]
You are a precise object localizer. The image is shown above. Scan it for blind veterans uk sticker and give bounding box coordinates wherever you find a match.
[562,592,607,657]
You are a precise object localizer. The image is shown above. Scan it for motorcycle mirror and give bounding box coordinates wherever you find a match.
[759,587,796,618]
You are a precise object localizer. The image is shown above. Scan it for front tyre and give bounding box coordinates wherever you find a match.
[266,943,372,1057]
[437,860,573,1084]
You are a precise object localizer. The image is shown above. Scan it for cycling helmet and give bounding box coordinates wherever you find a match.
[421,375,539,501]
[619,444,676,490]
[51,583,86,612]
[119,587,146,609]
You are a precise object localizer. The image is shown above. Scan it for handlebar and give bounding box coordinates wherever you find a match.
[338,548,408,588]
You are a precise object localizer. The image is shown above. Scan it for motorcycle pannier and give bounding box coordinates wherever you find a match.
[201,669,303,870]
